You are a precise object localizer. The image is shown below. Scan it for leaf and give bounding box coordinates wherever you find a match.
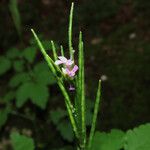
[34,62,56,85]
[3,91,15,102]
[0,107,10,129]
[22,47,37,63]
[16,82,31,107]
[9,72,30,88]
[50,108,67,125]
[57,120,74,142]
[124,123,150,150]
[10,132,34,150]
[29,83,49,109]
[16,82,49,109]
[0,56,11,75]
[91,129,125,150]
[6,48,21,59]
[13,60,24,72]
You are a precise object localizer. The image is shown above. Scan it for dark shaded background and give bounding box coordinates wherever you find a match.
[0,0,150,149]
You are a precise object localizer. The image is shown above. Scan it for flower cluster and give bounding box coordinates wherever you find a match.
[55,56,78,78]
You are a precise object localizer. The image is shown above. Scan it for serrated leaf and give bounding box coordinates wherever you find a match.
[91,129,125,150]
[124,123,150,150]
[34,62,56,85]
[13,60,24,72]
[57,120,74,142]
[10,132,34,150]
[9,73,30,88]
[50,108,67,125]
[0,107,10,129]
[23,47,37,63]
[16,82,49,109]
[0,56,11,75]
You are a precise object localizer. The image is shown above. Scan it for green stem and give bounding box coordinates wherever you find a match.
[88,80,101,150]
[31,29,79,139]
[68,2,74,60]
[58,81,79,138]
[51,40,57,61]
[60,45,64,57]
[78,32,86,149]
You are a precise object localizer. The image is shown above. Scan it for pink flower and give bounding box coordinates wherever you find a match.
[65,65,78,77]
[55,56,78,78]
[55,56,74,66]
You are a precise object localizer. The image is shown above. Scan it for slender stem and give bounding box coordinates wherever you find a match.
[58,81,79,138]
[68,2,74,60]
[51,40,57,61]
[78,32,86,149]
[81,42,86,148]
[60,45,64,57]
[31,29,79,139]
[88,80,101,150]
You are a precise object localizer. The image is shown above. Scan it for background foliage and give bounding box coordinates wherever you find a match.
[0,0,150,149]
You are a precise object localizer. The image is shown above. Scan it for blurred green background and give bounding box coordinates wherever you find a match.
[0,0,150,149]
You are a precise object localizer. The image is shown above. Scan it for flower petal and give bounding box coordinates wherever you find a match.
[55,60,63,65]
[66,59,74,66]
[58,56,67,63]
[72,65,78,73]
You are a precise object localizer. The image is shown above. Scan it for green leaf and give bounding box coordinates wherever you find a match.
[23,47,37,63]
[34,62,56,85]
[50,108,67,125]
[57,120,74,142]
[6,48,21,59]
[10,132,34,150]
[91,129,125,150]
[4,91,15,102]
[16,82,49,109]
[0,56,11,75]
[0,107,10,129]
[9,72,30,88]
[13,60,24,72]
[124,123,150,150]
[29,83,49,109]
